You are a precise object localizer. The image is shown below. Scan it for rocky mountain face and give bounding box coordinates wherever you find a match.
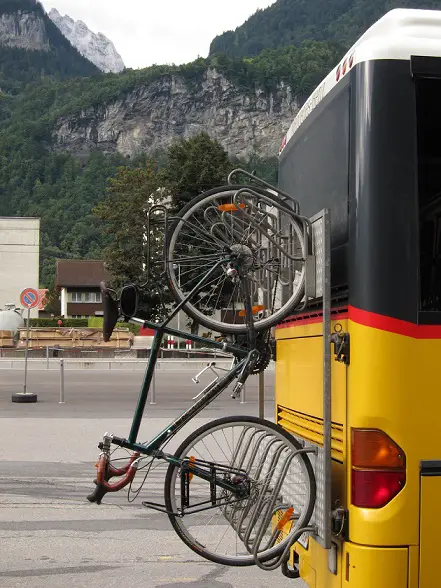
[0,0,99,91]
[48,8,124,73]
[0,8,49,51]
[52,69,298,159]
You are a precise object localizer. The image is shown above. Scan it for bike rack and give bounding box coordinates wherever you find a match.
[98,177,333,574]
[202,208,333,571]
[205,421,319,570]
[304,209,332,552]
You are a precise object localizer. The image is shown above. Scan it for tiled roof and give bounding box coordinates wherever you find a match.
[56,260,111,288]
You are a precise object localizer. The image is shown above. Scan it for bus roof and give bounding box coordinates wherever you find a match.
[280,8,441,155]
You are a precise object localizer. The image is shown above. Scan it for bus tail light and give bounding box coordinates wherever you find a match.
[352,429,405,469]
[351,429,406,508]
[352,470,406,508]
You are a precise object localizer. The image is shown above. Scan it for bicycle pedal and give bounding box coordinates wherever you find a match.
[231,382,243,399]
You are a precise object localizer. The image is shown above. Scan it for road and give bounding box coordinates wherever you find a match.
[0,368,305,588]
[0,368,275,418]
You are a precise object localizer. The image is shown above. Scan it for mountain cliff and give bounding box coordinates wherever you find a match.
[48,8,125,73]
[0,0,99,92]
[0,6,49,51]
[21,40,337,159]
[52,69,296,159]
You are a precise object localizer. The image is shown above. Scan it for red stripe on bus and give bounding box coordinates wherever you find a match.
[348,306,441,338]
[277,307,348,328]
[277,306,441,337]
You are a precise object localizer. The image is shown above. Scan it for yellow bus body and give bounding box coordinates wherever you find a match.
[275,312,441,587]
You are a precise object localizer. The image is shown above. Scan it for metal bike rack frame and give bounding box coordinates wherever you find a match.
[297,209,332,551]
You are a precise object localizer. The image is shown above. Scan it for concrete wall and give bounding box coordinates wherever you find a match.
[0,217,40,318]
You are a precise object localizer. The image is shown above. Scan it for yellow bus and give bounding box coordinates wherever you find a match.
[276,8,441,588]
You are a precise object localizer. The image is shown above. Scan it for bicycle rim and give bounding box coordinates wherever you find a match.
[166,188,306,334]
[164,416,316,566]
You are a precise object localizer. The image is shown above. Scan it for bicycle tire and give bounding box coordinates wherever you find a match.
[165,185,306,334]
[164,415,316,567]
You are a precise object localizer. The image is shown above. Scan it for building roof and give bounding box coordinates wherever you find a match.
[56,260,111,288]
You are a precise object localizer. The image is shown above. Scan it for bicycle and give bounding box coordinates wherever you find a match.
[87,170,317,570]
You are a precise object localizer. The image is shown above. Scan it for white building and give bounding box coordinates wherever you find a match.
[0,217,40,318]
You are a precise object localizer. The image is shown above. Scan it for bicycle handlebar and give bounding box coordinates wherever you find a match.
[87,452,140,505]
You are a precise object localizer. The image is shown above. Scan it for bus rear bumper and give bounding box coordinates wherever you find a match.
[295,539,411,588]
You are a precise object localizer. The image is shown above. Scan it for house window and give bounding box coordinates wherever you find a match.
[72,292,82,302]
[84,292,101,303]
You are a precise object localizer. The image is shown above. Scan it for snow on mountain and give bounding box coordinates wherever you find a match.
[48,8,125,73]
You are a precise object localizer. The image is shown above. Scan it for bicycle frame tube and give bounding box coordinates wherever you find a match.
[130,317,247,354]
[123,355,247,452]
[128,330,162,443]
[111,244,257,459]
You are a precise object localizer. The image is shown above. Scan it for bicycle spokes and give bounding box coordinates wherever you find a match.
[164,418,315,566]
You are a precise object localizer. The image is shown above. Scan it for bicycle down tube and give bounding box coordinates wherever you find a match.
[111,353,249,454]
[122,256,252,445]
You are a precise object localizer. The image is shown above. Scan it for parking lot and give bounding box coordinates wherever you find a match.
[0,367,304,588]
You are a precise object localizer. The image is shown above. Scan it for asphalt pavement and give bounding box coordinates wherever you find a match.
[0,368,275,418]
[0,368,305,588]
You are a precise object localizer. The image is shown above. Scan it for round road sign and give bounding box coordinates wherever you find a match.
[20,288,39,309]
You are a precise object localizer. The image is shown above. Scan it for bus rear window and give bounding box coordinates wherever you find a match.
[416,78,441,312]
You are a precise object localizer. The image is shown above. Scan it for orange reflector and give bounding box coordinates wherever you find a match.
[238,305,265,317]
[188,456,195,481]
[352,429,405,469]
[276,507,294,531]
[217,203,246,212]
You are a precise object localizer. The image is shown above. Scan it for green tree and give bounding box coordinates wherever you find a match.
[232,152,279,186]
[43,286,61,316]
[94,162,168,321]
[209,0,441,59]
[162,133,233,211]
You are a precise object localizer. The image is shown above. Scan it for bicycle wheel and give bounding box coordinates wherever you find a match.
[166,185,306,334]
[164,416,316,567]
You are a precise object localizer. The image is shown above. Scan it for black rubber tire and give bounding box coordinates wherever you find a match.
[164,415,316,567]
[11,393,38,403]
[165,185,306,334]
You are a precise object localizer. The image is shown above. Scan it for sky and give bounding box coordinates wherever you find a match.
[41,1,276,69]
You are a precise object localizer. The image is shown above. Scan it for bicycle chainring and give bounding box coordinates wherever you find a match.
[251,343,273,374]
[232,332,274,374]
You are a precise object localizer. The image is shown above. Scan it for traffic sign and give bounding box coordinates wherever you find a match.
[20,287,39,309]
[12,287,40,403]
